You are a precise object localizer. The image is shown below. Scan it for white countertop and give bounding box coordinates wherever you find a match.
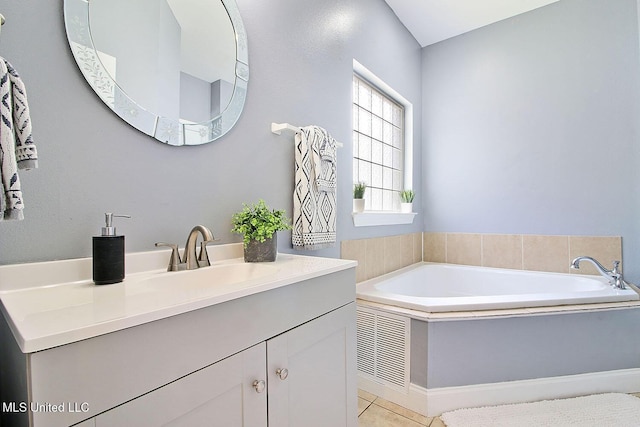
[0,251,356,353]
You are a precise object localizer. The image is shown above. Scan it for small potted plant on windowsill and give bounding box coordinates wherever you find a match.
[231,199,292,262]
[353,182,366,213]
[400,189,415,213]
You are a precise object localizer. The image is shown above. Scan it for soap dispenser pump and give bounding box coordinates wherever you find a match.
[93,213,131,285]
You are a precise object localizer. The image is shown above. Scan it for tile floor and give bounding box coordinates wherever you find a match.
[357,389,640,427]
[358,389,443,427]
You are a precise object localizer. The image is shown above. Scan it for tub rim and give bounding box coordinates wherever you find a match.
[355,262,640,314]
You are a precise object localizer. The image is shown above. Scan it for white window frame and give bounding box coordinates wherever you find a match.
[352,59,416,226]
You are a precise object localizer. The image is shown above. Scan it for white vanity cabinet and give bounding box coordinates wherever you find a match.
[0,259,357,427]
[95,342,268,427]
[94,303,355,427]
[267,303,355,426]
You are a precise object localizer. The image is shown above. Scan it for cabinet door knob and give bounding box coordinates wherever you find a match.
[252,379,266,393]
[276,368,289,380]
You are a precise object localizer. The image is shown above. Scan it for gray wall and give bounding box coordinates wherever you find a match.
[0,0,422,265]
[6,0,637,282]
[422,0,640,281]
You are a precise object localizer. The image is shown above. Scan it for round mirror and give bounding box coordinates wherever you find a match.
[63,0,249,146]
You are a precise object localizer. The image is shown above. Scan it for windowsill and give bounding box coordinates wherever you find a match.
[352,211,417,227]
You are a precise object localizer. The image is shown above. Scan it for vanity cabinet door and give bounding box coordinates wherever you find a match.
[95,343,267,427]
[266,302,357,427]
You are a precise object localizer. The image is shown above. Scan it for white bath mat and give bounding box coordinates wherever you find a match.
[440,393,640,427]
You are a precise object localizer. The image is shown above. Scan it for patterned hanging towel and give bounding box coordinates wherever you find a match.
[292,125,337,250]
[0,57,38,221]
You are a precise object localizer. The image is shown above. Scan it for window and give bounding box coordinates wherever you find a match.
[352,74,404,211]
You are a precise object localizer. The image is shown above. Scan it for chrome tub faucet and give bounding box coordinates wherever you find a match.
[571,256,628,290]
[156,225,217,271]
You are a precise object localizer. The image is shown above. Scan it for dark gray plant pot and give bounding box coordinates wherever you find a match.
[244,234,277,262]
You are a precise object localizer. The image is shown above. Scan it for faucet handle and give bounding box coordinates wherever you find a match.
[612,260,621,273]
[155,242,182,271]
[197,239,220,268]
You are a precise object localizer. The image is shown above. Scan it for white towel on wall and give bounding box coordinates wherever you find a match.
[0,57,38,221]
[292,125,337,250]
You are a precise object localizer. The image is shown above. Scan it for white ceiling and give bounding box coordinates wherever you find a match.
[383,0,560,47]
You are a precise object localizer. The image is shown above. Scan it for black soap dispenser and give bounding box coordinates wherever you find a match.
[93,213,130,285]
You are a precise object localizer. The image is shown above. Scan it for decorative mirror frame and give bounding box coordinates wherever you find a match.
[63,0,249,146]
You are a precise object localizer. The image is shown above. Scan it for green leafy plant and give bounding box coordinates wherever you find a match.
[400,189,415,203]
[231,200,292,247]
[354,182,366,199]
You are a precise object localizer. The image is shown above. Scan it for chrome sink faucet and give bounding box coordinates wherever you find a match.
[156,225,217,271]
[570,256,627,290]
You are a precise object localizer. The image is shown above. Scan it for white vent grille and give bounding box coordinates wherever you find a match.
[357,309,376,376]
[356,306,410,391]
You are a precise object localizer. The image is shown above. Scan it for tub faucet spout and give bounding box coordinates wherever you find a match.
[571,256,627,290]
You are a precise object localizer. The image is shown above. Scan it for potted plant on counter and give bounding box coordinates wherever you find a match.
[231,199,292,262]
[353,182,366,213]
[400,189,415,213]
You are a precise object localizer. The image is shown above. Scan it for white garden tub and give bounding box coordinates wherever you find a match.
[356,263,639,312]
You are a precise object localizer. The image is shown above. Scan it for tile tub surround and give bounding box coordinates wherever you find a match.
[341,233,622,283]
[341,233,423,282]
[423,233,622,276]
